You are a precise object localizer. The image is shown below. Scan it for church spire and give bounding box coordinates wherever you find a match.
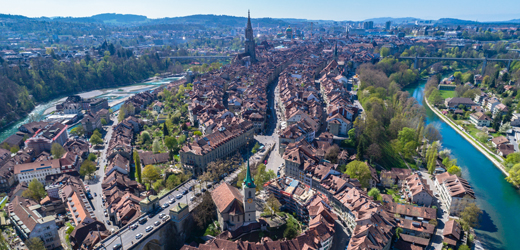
[243,157,256,188]
[247,10,252,30]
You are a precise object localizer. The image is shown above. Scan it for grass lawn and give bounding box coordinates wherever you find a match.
[439,90,455,99]
[0,197,7,209]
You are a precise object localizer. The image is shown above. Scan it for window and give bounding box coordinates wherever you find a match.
[248,191,252,198]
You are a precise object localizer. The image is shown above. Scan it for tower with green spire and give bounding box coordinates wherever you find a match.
[242,157,257,223]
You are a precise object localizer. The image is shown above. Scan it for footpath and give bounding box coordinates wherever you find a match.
[424,99,510,177]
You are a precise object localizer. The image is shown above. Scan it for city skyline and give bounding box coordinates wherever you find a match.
[3,0,520,22]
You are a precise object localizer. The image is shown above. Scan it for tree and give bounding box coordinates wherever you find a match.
[166,174,180,189]
[70,126,85,137]
[424,124,442,142]
[367,143,382,162]
[80,160,97,179]
[345,161,371,188]
[507,163,520,185]
[368,188,381,201]
[163,123,169,136]
[165,136,178,150]
[395,227,403,239]
[492,114,501,131]
[88,153,97,162]
[325,144,340,163]
[178,134,187,144]
[458,245,470,250]
[134,149,142,183]
[50,143,65,159]
[26,237,45,250]
[118,109,126,123]
[22,179,47,202]
[90,133,103,146]
[10,145,19,154]
[460,203,482,230]
[142,165,161,186]
[101,118,107,125]
[380,47,390,57]
[192,192,216,230]
[265,194,281,216]
[193,131,202,136]
[283,215,300,240]
[254,164,276,190]
[152,179,164,191]
[447,165,462,177]
[429,219,438,226]
[152,139,161,154]
[251,142,260,154]
[141,131,152,145]
[499,122,511,134]
[426,142,438,174]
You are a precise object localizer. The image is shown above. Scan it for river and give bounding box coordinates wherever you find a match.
[405,79,520,250]
[0,77,180,143]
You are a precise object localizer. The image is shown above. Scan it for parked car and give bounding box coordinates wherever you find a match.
[206,184,212,189]
[94,192,97,197]
[145,226,153,232]
[154,221,161,226]
[162,203,169,208]
[159,213,165,219]
[104,212,108,217]
[190,196,196,202]
[176,194,183,199]
[189,186,193,191]
[162,215,170,221]
[113,244,122,250]
[201,188,206,193]
[135,233,143,239]
[195,192,201,197]
[182,189,188,195]
[130,224,138,230]
[139,217,147,224]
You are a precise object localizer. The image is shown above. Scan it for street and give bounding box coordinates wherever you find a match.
[421,170,449,250]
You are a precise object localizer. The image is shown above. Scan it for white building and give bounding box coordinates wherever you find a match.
[14,159,61,184]
[435,172,476,216]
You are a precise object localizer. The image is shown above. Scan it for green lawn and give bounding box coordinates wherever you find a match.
[439,90,455,99]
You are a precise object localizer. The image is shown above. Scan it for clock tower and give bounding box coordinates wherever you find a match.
[242,158,257,223]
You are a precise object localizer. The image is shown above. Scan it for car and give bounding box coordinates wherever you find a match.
[182,189,189,195]
[130,224,138,230]
[162,203,169,208]
[162,215,170,221]
[139,217,147,224]
[189,186,193,191]
[201,188,207,193]
[113,244,122,250]
[148,213,154,218]
[104,209,107,213]
[104,212,108,217]
[190,196,196,202]
[145,226,153,232]
[107,221,111,225]
[195,192,201,197]
[206,184,212,189]
[159,213,165,219]
[135,233,143,240]
[154,221,161,226]
[176,194,183,199]
[94,192,97,197]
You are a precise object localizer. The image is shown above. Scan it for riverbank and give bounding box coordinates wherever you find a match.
[424,98,510,177]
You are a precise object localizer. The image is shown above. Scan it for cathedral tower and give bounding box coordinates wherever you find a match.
[244,10,256,62]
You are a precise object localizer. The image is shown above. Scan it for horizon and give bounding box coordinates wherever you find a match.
[3,0,520,22]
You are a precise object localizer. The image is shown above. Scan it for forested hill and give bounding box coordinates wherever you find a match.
[0,45,177,128]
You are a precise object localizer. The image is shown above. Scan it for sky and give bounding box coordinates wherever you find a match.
[2,0,520,22]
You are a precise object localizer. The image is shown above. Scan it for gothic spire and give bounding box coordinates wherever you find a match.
[243,156,256,188]
[247,10,252,30]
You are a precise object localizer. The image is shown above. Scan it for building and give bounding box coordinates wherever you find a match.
[402,173,434,206]
[444,97,475,110]
[69,218,109,250]
[326,113,352,136]
[363,21,374,29]
[8,196,61,249]
[25,122,69,155]
[81,111,102,136]
[443,220,462,248]
[435,172,476,215]
[211,159,257,231]
[385,21,391,30]
[180,121,254,175]
[380,168,412,188]
[469,112,491,127]
[15,159,62,184]
[88,98,109,114]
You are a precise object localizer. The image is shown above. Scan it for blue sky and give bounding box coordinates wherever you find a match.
[3,0,520,21]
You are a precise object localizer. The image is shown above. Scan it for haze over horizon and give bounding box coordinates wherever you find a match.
[3,0,520,22]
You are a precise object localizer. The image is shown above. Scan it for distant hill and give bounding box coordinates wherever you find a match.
[91,13,148,23]
[154,14,289,27]
[436,18,478,25]
[363,17,423,24]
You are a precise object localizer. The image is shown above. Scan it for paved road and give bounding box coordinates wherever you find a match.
[422,170,449,250]
[101,167,243,250]
[87,114,118,231]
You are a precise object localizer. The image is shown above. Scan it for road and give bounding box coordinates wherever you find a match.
[422,170,449,250]
[101,167,243,250]
[87,113,119,232]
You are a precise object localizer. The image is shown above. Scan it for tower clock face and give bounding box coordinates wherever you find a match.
[247,198,253,203]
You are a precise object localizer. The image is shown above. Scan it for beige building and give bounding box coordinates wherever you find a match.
[180,121,254,175]
[435,172,476,215]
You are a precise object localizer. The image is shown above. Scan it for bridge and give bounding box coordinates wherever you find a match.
[399,56,519,73]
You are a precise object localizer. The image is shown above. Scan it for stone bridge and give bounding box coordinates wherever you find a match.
[399,56,519,73]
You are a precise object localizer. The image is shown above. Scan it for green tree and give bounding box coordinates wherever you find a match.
[251,142,260,154]
[368,188,381,201]
[178,134,187,144]
[265,194,282,216]
[193,131,202,136]
[163,123,169,136]
[152,179,164,191]
[283,215,300,240]
[395,227,403,239]
[447,165,462,177]
[90,133,103,146]
[26,237,45,250]
[254,164,276,190]
[134,149,142,183]
[70,126,85,137]
[80,160,97,179]
[22,179,47,202]
[51,143,65,159]
[380,47,390,57]
[345,161,371,188]
[141,131,152,145]
[142,165,161,187]
[458,245,470,250]
[165,136,178,150]
[88,153,97,162]
[166,174,180,189]
[101,118,107,125]
[118,109,126,123]
[10,145,19,154]
[152,139,161,153]
[460,203,482,231]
